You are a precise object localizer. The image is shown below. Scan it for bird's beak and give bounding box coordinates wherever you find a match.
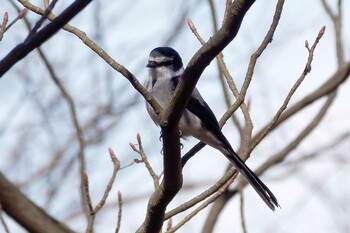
[146,61,157,68]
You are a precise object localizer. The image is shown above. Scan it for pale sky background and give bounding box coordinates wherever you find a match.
[0,0,349,232]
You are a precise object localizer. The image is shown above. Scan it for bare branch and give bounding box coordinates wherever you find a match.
[0,8,26,41]
[166,172,238,232]
[0,0,93,77]
[0,172,75,233]
[95,149,121,213]
[82,171,94,216]
[227,91,337,205]
[115,191,123,233]
[36,47,89,217]
[0,12,8,41]
[16,0,162,115]
[27,0,59,38]
[166,218,173,231]
[85,149,121,233]
[320,0,344,66]
[249,26,326,153]
[43,0,50,9]
[238,0,285,109]
[202,17,326,233]
[252,61,349,143]
[200,91,335,231]
[320,0,336,20]
[164,3,188,46]
[165,168,238,220]
[0,201,10,233]
[239,189,248,233]
[130,133,160,190]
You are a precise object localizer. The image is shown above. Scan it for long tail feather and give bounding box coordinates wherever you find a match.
[225,152,280,211]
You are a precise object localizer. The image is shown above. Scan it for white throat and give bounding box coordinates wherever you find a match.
[149,67,184,80]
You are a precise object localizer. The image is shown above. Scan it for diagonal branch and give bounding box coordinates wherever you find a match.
[251,61,350,144]
[36,47,89,218]
[16,0,162,116]
[0,0,93,77]
[0,172,75,233]
[249,26,326,153]
[231,91,337,196]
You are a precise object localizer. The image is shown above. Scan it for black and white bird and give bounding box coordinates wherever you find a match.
[145,47,280,211]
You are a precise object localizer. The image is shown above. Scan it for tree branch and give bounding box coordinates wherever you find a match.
[249,26,326,153]
[0,172,75,233]
[0,0,93,77]
[16,0,162,116]
[251,61,350,144]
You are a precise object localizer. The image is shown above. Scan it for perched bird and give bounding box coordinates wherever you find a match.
[145,47,280,210]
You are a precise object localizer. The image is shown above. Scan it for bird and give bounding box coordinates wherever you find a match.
[144,47,280,211]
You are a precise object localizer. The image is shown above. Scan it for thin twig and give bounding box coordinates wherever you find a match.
[119,161,136,170]
[164,2,188,46]
[115,191,123,233]
[165,168,238,220]
[130,133,160,190]
[250,62,349,146]
[1,8,26,38]
[82,171,94,215]
[17,0,162,115]
[166,218,173,231]
[85,149,121,233]
[43,0,50,9]
[7,2,96,213]
[320,0,335,20]
[35,47,88,218]
[165,172,238,233]
[286,130,350,166]
[230,91,337,197]
[320,0,344,66]
[239,188,248,233]
[203,93,334,232]
[0,0,93,77]
[0,201,10,233]
[0,12,8,41]
[249,26,326,154]
[239,0,285,100]
[27,0,59,39]
[95,149,121,213]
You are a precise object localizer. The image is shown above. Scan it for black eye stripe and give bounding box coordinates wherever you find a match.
[154,60,174,67]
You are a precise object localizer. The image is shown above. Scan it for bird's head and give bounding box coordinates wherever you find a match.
[146,47,183,76]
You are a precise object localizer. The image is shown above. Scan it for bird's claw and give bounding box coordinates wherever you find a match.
[159,131,163,142]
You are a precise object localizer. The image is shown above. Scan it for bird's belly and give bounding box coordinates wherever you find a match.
[179,110,224,151]
[178,110,201,136]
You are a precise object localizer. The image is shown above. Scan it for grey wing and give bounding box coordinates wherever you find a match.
[145,77,160,126]
[186,89,234,153]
